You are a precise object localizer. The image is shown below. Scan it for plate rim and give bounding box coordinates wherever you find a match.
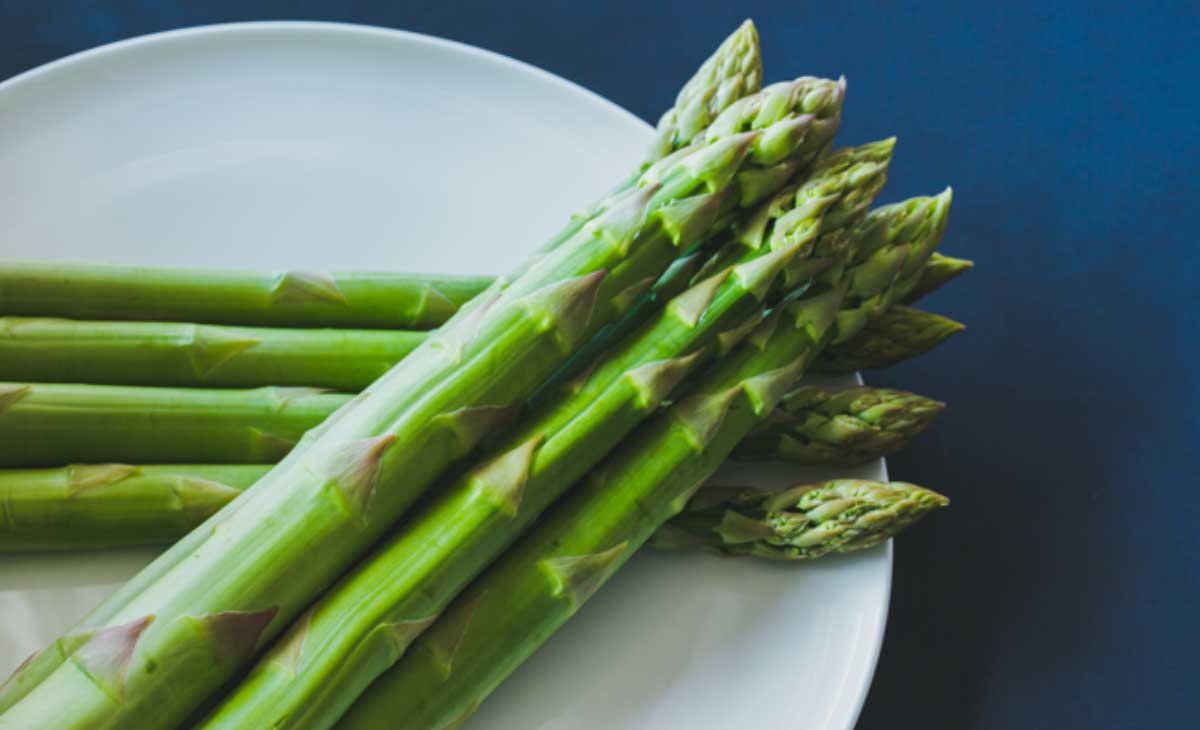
[0,20,891,730]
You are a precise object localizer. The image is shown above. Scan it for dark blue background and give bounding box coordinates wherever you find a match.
[2,2,1196,727]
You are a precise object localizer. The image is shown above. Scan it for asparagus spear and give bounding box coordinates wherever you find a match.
[333,188,951,730]
[813,306,965,373]
[734,385,944,464]
[0,383,348,467]
[0,79,843,730]
[0,464,268,552]
[0,318,423,390]
[649,480,948,558]
[194,140,888,730]
[0,264,491,330]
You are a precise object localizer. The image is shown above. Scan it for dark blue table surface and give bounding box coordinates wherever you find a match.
[2,2,1196,727]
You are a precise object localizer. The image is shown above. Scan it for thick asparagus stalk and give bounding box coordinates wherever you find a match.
[195,140,887,730]
[333,188,952,730]
[0,383,347,467]
[0,464,268,552]
[813,306,965,373]
[734,385,944,464]
[0,78,843,730]
[649,480,948,559]
[0,318,423,390]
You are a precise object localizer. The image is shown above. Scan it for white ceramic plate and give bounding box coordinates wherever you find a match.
[0,23,890,730]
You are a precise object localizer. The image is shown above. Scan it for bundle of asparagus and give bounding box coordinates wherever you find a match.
[0,20,965,730]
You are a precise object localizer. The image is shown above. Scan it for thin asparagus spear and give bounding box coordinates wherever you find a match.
[0,464,268,552]
[0,78,843,730]
[0,23,769,717]
[196,140,889,730]
[649,480,947,558]
[813,306,965,373]
[734,385,944,464]
[333,188,952,730]
[0,383,348,467]
[0,264,492,330]
[0,319,423,390]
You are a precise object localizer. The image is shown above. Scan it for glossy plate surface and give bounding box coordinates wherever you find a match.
[0,23,890,730]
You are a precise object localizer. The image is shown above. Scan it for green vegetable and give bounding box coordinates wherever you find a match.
[333,188,952,730]
[0,464,267,552]
[813,306,965,373]
[0,263,490,330]
[0,383,347,467]
[733,385,944,464]
[195,139,885,730]
[0,318,423,390]
[650,480,948,559]
[0,76,844,730]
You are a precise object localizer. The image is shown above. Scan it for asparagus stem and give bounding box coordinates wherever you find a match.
[0,264,491,329]
[0,78,844,730]
[649,480,948,559]
[0,318,423,390]
[333,188,952,730]
[734,385,944,464]
[0,465,268,552]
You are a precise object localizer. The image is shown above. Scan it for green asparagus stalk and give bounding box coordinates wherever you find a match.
[813,306,965,374]
[0,318,423,390]
[194,140,888,730]
[734,385,944,464]
[0,264,491,330]
[0,383,348,467]
[333,188,952,730]
[898,252,973,304]
[648,480,948,558]
[0,77,843,730]
[0,464,268,552]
